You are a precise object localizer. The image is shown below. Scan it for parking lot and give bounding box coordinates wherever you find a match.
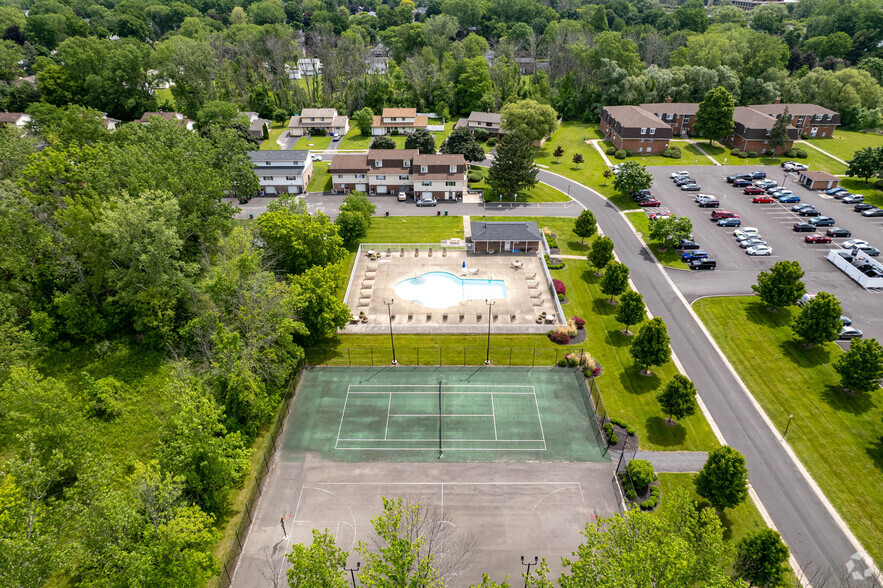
[646,165,883,344]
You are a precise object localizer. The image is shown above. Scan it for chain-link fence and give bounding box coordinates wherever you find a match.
[305,346,588,367]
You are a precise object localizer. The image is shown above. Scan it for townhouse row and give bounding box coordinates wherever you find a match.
[329,149,467,200]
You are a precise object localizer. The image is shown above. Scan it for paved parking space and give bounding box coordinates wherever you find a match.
[648,165,883,344]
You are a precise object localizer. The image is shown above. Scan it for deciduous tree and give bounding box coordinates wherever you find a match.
[656,374,697,425]
[289,264,352,344]
[257,210,345,275]
[834,338,883,393]
[440,127,485,162]
[630,317,671,373]
[734,529,790,588]
[370,136,396,149]
[791,291,842,346]
[612,160,653,198]
[500,99,558,143]
[695,86,735,143]
[845,146,883,183]
[600,260,629,303]
[573,209,596,244]
[615,289,645,334]
[553,146,564,161]
[572,152,584,167]
[404,128,436,154]
[588,236,614,274]
[286,529,349,588]
[353,107,374,136]
[695,446,749,512]
[752,260,806,309]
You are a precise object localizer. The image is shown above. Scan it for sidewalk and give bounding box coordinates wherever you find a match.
[796,140,849,166]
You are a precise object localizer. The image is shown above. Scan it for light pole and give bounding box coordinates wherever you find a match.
[344,562,360,588]
[484,299,495,365]
[521,556,538,587]
[783,414,794,438]
[384,299,396,365]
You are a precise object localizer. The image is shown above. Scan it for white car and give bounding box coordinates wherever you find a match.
[842,239,869,249]
[733,227,759,238]
[670,170,690,178]
[842,194,864,204]
[310,154,322,161]
[694,193,714,202]
[746,245,773,256]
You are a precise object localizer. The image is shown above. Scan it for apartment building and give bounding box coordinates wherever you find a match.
[329,149,467,200]
[454,111,504,138]
[728,106,800,154]
[746,102,840,138]
[639,101,700,136]
[249,150,313,195]
[288,108,349,137]
[371,108,428,135]
[599,105,673,154]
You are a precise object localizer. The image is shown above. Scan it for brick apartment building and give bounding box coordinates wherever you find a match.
[371,108,429,135]
[639,101,700,136]
[599,105,673,154]
[728,106,800,154]
[745,103,840,138]
[329,149,466,200]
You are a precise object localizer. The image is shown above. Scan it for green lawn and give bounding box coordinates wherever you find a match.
[471,177,571,203]
[293,135,333,151]
[838,177,883,208]
[361,215,464,243]
[479,216,588,257]
[337,121,455,152]
[601,140,715,166]
[694,296,883,568]
[625,211,690,270]
[806,129,883,162]
[259,122,287,151]
[308,161,331,192]
[153,87,175,109]
[753,148,848,175]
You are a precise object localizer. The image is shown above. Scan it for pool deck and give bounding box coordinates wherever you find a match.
[343,249,562,333]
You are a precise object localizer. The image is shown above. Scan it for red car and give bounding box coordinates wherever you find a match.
[744,186,765,195]
[639,198,662,207]
[804,233,832,244]
[752,195,774,203]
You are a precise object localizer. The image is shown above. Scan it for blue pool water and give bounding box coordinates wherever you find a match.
[394,271,508,309]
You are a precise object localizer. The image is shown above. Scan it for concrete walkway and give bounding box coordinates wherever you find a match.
[589,139,613,167]
[683,140,722,165]
[797,140,849,166]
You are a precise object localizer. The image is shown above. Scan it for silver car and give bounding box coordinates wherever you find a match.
[739,238,767,249]
[842,194,864,204]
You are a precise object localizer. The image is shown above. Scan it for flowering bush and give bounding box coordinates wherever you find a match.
[553,279,566,295]
[549,331,570,344]
[571,316,585,329]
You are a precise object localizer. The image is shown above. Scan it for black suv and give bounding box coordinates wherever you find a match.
[826,227,852,238]
[690,258,717,270]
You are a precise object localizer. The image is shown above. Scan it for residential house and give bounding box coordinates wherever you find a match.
[599,105,672,154]
[0,112,31,127]
[249,150,314,195]
[639,101,700,137]
[469,221,544,253]
[101,114,121,131]
[240,111,272,139]
[135,111,195,131]
[728,106,799,154]
[367,44,390,74]
[454,112,504,138]
[513,57,549,75]
[371,108,428,136]
[329,149,467,200]
[297,58,322,77]
[288,108,349,137]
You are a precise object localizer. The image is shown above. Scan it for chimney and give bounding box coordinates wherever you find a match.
[773,98,781,104]
[666,97,673,103]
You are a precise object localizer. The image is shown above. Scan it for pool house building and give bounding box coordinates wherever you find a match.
[469,221,545,254]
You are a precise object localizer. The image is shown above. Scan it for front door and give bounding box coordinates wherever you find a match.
[504,241,511,251]
[810,127,818,137]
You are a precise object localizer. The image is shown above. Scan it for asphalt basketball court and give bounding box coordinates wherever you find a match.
[232,366,619,587]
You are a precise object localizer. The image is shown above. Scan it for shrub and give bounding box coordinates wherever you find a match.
[662,146,682,158]
[565,320,578,337]
[486,137,497,146]
[557,293,564,301]
[391,130,399,136]
[467,170,483,183]
[571,316,585,329]
[795,149,808,158]
[544,254,565,269]
[604,422,619,445]
[566,356,578,367]
[545,233,559,248]
[608,417,636,435]
[625,149,633,157]
[473,128,489,142]
[874,179,883,190]
[730,148,740,155]
[626,459,656,492]
[606,146,616,155]
[614,149,627,159]
[785,149,797,157]
[556,357,568,367]
[549,331,571,344]
[737,151,749,158]
[747,151,758,158]
[553,279,566,295]
[640,486,661,510]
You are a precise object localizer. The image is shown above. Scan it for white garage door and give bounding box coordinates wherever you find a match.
[265,186,276,194]
[356,184,366,191]
[377,186,388,194]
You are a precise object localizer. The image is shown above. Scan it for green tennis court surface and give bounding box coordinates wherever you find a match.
[284,366,607,463]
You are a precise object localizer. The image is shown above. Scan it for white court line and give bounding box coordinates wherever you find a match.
[389,413,494,417]
[532,391,547,451]
[349,384,535,388]
[491,394,497,440]
[335,391,351,450]
[338,437,546,442]
[347,390,535,395]
[384,393,391,440]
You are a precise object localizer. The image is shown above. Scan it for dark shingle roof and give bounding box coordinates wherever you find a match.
[470,221,543,243]
[603,106,670,129]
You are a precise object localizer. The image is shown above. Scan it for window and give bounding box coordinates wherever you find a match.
[264,161,271,165]
[666,113,673,120]
[640,128,647,135]
[376,175,386,180]
[639,139,644,143]
[286,176,297,181]
[445,181,456,186]
[449,165,456,173]
[375,160,382,167]
[422,181,431,186]
[355,174,366,179]
[262,176,273,181]
[649,128,655,135]
[765,130,771,137]
[827,114,833,121]
[683,115,690,121]
[637,147,643,153]
[421,166,428,173]
[399,175,409,180]
[403,160,410,167]
[337,174,343,179]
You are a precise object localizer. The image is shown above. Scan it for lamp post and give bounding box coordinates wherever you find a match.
[344,562,360,588]
[521,556,538,587]
[783,414,794,438]
[384,299,396,365]
[484,299,495,365]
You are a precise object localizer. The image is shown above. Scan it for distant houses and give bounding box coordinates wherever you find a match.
[240,111,272,139]
[135,111,195,131]
[0,112,31,127]
[371,108,428,136]
[288,108,349,138]
[454,112,504,138]
[249,150,313,195]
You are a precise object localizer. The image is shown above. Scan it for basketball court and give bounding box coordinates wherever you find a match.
[232,366,619,587]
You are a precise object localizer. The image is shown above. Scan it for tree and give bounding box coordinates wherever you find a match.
[370,136,396,149]
[588,236,614,274]
[656,374,698,425]
[768,106,791,154]
[695,86,735,143]
[834,338,883,394]
[440,127,485,162]
[571,153,584,168]
[339,191,377,218]
[289,264,352,344]
[0,122,37,180]
[25,102,110,146]
[196,100,241,131]
[335,192,375,245]
[600,261,629,304]
[649,215,692,250]
[353,107,374,136]
[487,130,538,199]
[573,209,596,244]
[404,128,436,154]
[249,0,286,24]
[454,57,494,114]
[286,529,348,588]
[630,317,671,373]
[734,529,790,588]
[500,99,558,143]
[752,261,806,309]
[695,446,749,512]
[845,146,883,183]
[257,210,346,275]
[615,290,645,334]
[553,146,564,162]
[791,291,842,347]
[612,160,653,198]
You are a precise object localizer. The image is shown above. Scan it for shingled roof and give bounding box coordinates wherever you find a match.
[470,221,543,243]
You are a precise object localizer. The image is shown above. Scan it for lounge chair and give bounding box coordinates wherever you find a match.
[530,291,541,299]
[407,312,413,321]
[428,248,432,257]
[493,313,499,321]
[532,300,542,307]
[400,248,405,257]
[476,313,482,322]
[528,282,538,289]
[510,313,517,322]
[526,273,537,280]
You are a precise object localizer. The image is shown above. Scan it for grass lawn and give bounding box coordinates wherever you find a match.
[293,135,333,151]
[259,122,287,151]
[625,211,690,270]
[153,87,175,109]
[471,176,571,203]
[602,140,714,166]
[479,216,588,256]
[694,296,883,568]
[838,177,883,208]
[337,122,455,152]
[308,161,331,192]
[806,129,883,162]
[361,215,464,243]
[753,148,848,175]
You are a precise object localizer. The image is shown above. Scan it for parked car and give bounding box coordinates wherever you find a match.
[792,203,814,212]
[799,208,821,217]
[694,193,715,202]
[797,293,816,306]
[784,162,808,171]
[416,196,438,207]
[855,245,881,256]
[766,185,786,194]
[739,238,767,248]
[677,239,701,250]
[675,176,695,186]
[840,315,852,326]
[718,218,742,227]
[746,245,773,256]
[732,179,753,188]
[779,195,801,203]
[839,326,864,340]
[670,170,690,178]
[753,195,774,203]
[793,222,815,232]
[842,239,870,249]
[772,191,795,199]
[842,194,864,204]
[711,210,738,220]
[634,194,653,203]
[681,183,701,191]
[805,233,832,244]
[726,173,751,183]
[826,187,848,196]
[861,208,883,217]
[780,160,797,168]
[639,198,662,207]
[756,180,778,189]
[734,228,760,238]
[854,203,875,212]
[635,189,652,197]
[826,227,852,238]
[744,186,765,195]
[648,212,672,221]
[690,258,717,270]
[737,232,763,242]
[749,171,767,179]
[682,250,709,261]
[698,198,720,208]
[808,216,836,226]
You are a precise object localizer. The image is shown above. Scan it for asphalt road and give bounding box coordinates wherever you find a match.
[646,164,883,346]
[536,167,880,587]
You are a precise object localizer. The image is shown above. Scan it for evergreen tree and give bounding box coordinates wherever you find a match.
[487,130,538,199]
[768,106,791,154]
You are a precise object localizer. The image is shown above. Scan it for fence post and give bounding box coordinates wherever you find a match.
[555,348,559,365]
[439,347,442,366]
[532,347,536,367]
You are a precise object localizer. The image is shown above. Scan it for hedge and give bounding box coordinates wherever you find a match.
[614,149,627,159]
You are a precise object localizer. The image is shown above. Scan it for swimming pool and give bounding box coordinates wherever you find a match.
[394,272,508,309]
